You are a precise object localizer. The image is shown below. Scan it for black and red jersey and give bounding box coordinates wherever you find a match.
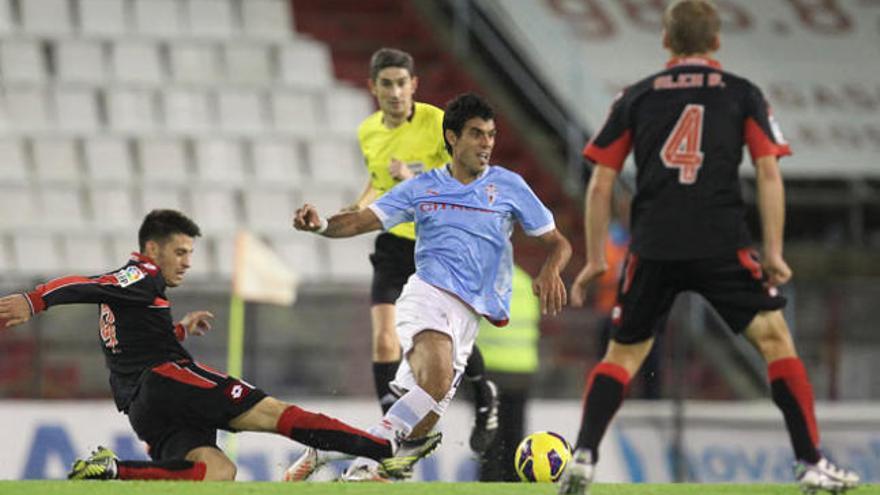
[584,57,791,260]
[24,253,193,411]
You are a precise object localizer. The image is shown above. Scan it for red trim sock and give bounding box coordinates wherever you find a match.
[769,357,820,463]
[276,405,392,461]
[575,362,631,461]
[117,460,206,480]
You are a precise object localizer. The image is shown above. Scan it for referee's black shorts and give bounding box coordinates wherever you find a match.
[610,248,787,344]
[369,232,416,305]
[127,360,267,461]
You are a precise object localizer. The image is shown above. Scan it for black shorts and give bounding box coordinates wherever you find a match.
[127,360,267,461]
[610,248,787,344]
[370,232,416,305]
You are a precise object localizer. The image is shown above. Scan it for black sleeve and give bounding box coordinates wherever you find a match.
[25,265,159,315]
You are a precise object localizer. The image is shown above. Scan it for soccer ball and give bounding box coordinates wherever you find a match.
[514,431,572,482]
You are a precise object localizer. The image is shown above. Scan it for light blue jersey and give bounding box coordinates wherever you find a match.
[369,165,555,325]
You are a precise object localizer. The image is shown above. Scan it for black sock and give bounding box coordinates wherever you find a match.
[575,362,631,461]
[373,360,400,414]
[465,346,493,409]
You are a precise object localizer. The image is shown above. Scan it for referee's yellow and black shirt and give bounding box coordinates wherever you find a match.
[357,102,450,240]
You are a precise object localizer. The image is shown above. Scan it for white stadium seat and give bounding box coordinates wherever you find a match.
[106,88,157,132]
[271,90,319,136]
[89,186,138,230]
[327,233,376,281]
[111,41,164,85]
[0,0,13,35]
[109,232,139,261]
[187,0,235,39]
[54,88,101,133]
[189,189,239,233]
[223,43,273,84]
[242,0,292,39]
[32,138,81,183]
[306,139,364,186]
[0,95,8,132]
[217,90,265,134]
[270,233,325,282]
[0,40,45,83]
[13,234,62,275]
[294,182,351,217]
[79,0,128,36]
[162,89,212,134]
[0,235,11,273]
[325,86,374,134]
[139,185,186,214]
[279,41,334,89]
[132,0,182,37]
[242,188,294,232]
[62,234,110,276]
[0,186,37,228]
[168,42,220,84]
[138,138,190,183]
[212,234,236,277]
[0,139,29,184]
[4,87,50,132]
[20,0,71,35]
[84,137,133,184]
[55,40,106,84]
[194,138,246,184]
[39,185,87,229]
[251,139,304,184]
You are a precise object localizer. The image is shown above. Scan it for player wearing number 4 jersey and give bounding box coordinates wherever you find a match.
[559,2,859,495]
[0,210,438,482]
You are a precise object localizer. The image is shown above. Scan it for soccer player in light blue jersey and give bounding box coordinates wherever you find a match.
[292,93,571,481]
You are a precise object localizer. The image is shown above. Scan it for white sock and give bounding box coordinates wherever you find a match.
[342,386,440,475]
[377,385,439,441]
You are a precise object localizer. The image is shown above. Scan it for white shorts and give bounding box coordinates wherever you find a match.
[390,274,481,409]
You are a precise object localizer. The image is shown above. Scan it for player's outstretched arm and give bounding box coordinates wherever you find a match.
[293,203,382,238]
[754,155,792,286]
[533,229,572,316]
[571,165,617,307]
[0,294,32,328]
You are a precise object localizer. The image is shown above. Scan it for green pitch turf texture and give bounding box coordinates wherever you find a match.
[0,482,877,495]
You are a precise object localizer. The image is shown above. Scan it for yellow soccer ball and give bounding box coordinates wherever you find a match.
[514,431,572,482]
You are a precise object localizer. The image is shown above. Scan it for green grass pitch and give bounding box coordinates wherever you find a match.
[0,482,877,495]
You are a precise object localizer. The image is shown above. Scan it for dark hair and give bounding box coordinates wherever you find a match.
[369,47,415,81]
[664,0,720,55]
[138,209,201,251]
[442,93,495,154]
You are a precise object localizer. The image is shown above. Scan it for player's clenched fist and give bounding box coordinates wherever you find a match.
[0,294,32,328]
[292,204,324,232]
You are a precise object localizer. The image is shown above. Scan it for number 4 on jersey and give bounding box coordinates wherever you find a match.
[661,104,705,184]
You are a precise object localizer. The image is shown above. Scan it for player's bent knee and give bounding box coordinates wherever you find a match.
[187,447,236,481]
[203,459,236,481]
[746,311,796,361]
[416,371,453,402]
